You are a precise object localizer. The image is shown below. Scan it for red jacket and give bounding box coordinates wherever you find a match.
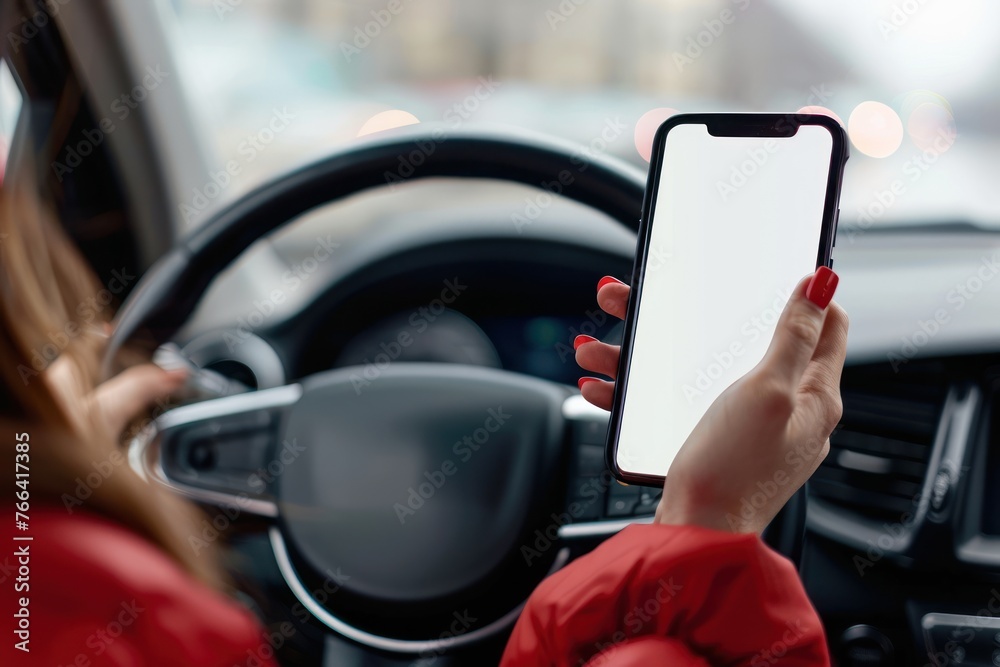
[2,507,277,667]
[4,509,827,666]
[501,523,829,666]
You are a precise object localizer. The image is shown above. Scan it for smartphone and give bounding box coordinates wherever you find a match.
[606,113,848,486]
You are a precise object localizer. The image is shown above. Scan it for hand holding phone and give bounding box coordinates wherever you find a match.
[604,113,848,489]
[579,270,848,532]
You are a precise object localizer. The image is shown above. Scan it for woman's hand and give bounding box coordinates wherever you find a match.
[47,354,188,440]
[575,269,848,534]
[88,365,189,438]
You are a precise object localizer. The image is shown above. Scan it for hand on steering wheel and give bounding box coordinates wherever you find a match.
[575,269,849,534]
[47,351,188,441]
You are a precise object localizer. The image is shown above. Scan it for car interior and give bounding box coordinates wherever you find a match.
[3,1,1000,665]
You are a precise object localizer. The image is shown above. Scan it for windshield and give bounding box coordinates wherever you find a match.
[164,0,1000,232]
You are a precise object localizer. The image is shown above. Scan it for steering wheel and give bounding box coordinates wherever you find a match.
[111,126,805,656]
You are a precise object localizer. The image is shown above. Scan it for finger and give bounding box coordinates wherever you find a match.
[759,268,839,390]
[575,338,621,379]
[91,365,188,435]
[796,300,849,429]
[596,278,629,322]
[45,354,79,402]
[578,377,614,410]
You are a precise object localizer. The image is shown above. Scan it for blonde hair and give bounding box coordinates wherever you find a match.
[0,180,222,587]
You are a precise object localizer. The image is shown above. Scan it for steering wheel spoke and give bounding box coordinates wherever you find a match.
[557,395,658,540]
[128,384,303,518]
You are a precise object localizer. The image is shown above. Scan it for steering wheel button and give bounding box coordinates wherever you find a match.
[607,495,639,517]
[606,484,641,517]
[634,488,661,516]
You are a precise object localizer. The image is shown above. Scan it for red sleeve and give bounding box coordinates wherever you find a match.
[500,523,829,667]
[2,507,277,667]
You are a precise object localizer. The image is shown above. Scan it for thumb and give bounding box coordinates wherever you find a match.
[758,267,839,389]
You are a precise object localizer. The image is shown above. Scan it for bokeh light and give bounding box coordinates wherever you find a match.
[634,108,679,162]
[847,101,904,158]
[908,103,957,153]
[796,105,843,127]
[897,90,956,153]
[357,109,420,137]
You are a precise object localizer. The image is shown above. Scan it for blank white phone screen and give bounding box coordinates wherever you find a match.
[616,123,833,478]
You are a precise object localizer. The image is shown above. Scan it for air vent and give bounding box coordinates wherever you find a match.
[811,366,947,523]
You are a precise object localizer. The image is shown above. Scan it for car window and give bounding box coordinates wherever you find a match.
[164,0,1000,232]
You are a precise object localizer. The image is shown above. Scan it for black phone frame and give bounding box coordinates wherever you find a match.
[606,112,849,486]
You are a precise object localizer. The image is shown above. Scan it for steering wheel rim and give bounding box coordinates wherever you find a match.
[114,126,805,655]
[105,125,645,360]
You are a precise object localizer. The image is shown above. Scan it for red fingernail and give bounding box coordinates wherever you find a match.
[574,335,597,350]
[805,266,839,309]
[597,276,624,291]
[578,377,600,390]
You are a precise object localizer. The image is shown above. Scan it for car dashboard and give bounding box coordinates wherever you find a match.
[175,203,1000,666]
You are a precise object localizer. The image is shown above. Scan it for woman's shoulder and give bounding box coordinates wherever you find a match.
[7,505,276,667]
[34,504,196,591]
